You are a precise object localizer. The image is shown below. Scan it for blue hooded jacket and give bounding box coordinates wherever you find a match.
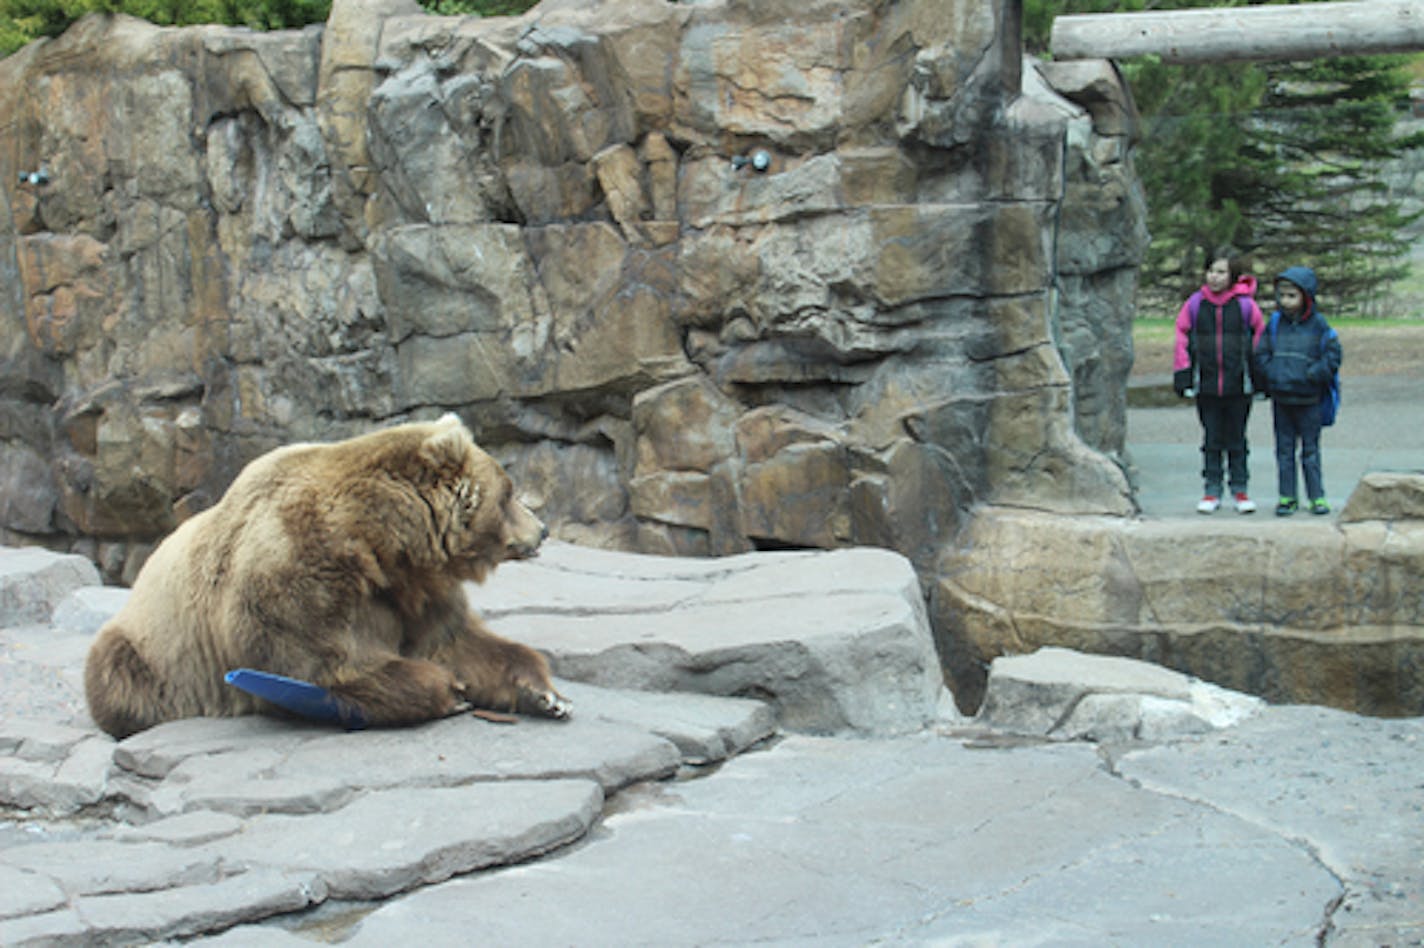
[1252,266,1342,406]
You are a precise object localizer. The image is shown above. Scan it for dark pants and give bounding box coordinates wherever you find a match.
[1272,401,1324,501]
[1196,394,1253,496]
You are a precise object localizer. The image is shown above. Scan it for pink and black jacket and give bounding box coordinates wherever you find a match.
[1172,275,1265,397]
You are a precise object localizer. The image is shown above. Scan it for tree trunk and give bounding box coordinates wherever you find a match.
[1051,0,1424,64]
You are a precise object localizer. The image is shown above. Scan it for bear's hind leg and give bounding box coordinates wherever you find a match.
[85,626,165,739]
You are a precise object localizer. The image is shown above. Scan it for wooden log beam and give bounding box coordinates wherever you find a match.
[1051,0,1424,64]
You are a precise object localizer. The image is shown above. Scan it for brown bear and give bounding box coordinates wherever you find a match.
[84,414,570,739]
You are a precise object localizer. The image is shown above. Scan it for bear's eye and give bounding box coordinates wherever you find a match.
[453,479,481,516]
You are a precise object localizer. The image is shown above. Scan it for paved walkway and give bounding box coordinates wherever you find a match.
[1128,374,1423,518]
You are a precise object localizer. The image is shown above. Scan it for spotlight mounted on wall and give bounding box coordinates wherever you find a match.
[731,150,772,173]
[17,169,50,186]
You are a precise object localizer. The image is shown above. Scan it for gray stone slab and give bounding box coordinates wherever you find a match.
[0,870,327,946]
[0,719,92,761]
[0,903,88,945]
[0,864,67,921]
[259,714,681,796]
[516,597,939,734]
[977,645,1264,740]
[0,776,600,936]
[49,736,114,810]
[0,621,94,671]
[111,708,680,818]
[132,762,358,819]
[346,730,1341,946]
[51,585,131,637]
[0,548,101,626]
[471,543,827,617]
[218,780,602,900]
[469,542,720,617]
[0,622,92,727]
[556,681,776,765]
[115,810,246,847]
[115,716,321,779]
[694,545,919,606]
[1118,705,1424,944]
[0,734,112,814]
[0,835,221,897]
[476,543,945,735]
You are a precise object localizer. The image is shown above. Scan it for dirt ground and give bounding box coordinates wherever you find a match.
[1131,322,1424,379]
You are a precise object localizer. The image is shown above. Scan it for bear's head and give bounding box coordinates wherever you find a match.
[419,414,547,582]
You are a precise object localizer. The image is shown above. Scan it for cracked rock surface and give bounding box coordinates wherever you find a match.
[1,544,1421,945]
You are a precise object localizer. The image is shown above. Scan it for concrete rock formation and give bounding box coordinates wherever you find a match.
[938,474,1424,716]
[0,0,1141,583]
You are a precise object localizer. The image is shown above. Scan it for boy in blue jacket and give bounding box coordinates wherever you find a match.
[1253,266,1342,516]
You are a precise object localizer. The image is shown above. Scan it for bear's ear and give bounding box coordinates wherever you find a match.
[419,414,473,471]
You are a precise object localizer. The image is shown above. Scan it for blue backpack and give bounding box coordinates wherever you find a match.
[1267,313,1340,426]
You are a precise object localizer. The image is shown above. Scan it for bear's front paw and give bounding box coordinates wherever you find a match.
[447,683,474,718]
[518,684,572,721]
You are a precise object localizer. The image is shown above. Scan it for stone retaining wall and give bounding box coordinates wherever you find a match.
[936,473,1424,716]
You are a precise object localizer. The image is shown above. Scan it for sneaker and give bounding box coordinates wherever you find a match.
[1310,498,1331,516]
[1233,492,1257,514]
[1275,497,1298,517]
[1197,495,1221,514]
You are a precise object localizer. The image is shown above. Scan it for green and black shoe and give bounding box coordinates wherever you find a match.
[1275,497,1298,517]
[1310,498,1331,516]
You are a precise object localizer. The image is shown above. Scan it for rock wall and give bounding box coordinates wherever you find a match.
[0,0,1143,588]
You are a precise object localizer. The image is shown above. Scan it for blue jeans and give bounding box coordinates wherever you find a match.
[1272,401,1324,501]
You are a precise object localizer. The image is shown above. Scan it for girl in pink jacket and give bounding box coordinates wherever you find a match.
[1172,247,1266,514]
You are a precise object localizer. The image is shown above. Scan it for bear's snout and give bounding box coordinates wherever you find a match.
[505,502,547,559]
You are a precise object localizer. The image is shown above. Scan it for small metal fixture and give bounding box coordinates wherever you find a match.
[18,169,50,186]
[731,150,772,173]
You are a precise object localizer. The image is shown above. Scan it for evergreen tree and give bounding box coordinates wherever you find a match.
[1027,0,1422,316]
[1126,55,1271,307]
[1249,55,1424,313]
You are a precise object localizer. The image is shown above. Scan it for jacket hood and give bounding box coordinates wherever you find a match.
[1201,273,1258,306]
[1275,266,1318,319]
[1276,266,1318,299]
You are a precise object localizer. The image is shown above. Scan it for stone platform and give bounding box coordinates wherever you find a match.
[1,544,1421,945]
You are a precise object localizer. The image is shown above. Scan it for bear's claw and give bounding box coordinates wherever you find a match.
[522,687,572,720]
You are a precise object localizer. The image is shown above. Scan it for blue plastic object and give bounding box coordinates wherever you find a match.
[224,669,368,729]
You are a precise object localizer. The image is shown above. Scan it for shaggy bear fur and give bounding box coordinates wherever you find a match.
[84,414,570,739]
